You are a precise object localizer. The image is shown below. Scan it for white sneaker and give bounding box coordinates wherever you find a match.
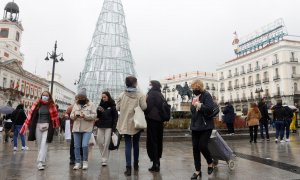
[275,139,278,143]
[13,147,17,151]
[285,139,290,142]
[280,140,285,143]
[37,162,45,170]
[73,163,81,170]
[82,161,88,170]
[102,162,107,166]
[21,146,29,150]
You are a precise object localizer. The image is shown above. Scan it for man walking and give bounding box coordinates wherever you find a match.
[258,98,270,141]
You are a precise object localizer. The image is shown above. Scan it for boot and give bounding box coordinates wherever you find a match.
[148,162,160,172]
[124,166,131,176]
[134,161,139,170]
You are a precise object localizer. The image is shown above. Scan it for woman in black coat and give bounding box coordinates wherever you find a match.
[12,104,27,151]
[145,80,164,172]
[190,79,215,179]
[95,91,118,166]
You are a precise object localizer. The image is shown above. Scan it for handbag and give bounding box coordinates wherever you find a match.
[109,130,121,150]
[133,106,147,129]
[89,133,96,146]
[39,123,49,132]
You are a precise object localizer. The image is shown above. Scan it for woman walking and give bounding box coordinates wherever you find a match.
[145,80,164,172]
[20,91,60,170]
[70,88,96,170]
[11,104,27,151]
[95,91,118,166]
[246,103,261,143]
[190,79,215,179]
[116,76,147,176]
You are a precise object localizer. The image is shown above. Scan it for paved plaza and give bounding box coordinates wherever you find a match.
[0,132,300,180]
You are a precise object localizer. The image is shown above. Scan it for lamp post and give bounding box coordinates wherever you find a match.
[44,41,64,95]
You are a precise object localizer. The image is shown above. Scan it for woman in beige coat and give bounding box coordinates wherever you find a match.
[116,76,147,176]
[70,88,96,170]
[246,103,262,143]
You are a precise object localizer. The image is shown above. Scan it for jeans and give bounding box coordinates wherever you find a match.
[285,119,292,139]
[13,125,26,147]
[249,125,258,142]
[73,132,92,163]
[192,130,213,171]
[124,131,141,167]
[259,121,269,139]
[36,123,49,164]
[275,121,285,140]
[97,128,112,163]
[226,123,235,134]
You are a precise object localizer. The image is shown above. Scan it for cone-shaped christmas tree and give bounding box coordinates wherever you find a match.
[78,0,136,102]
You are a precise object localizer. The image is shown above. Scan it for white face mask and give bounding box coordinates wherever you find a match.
[42,96,49,101]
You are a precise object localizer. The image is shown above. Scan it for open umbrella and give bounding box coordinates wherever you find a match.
[0,106,14,114]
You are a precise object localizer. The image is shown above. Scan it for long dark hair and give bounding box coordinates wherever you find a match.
[100,91,116,108]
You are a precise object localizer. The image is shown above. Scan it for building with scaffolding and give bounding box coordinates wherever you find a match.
[78,0,136,103]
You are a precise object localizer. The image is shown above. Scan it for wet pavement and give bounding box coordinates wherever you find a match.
[0,132,300,180]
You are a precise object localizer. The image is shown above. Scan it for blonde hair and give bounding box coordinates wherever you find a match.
[191,79,204,92]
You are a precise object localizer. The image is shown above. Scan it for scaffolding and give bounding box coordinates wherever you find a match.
[78,0,136,103]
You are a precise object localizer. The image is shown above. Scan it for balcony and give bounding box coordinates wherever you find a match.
[292,73,300,79]
[234,85,240,90]
[211,86,216,91]
[294,91,300,95]
[219,76,224,80]
[272,59,279,65]
[227,86,233,91]
[290,58,298,62]
[227,74,232,78]
[248,96,255,102]
[234,72,239,77]
[273,93,281,98]
[262,64,268,69]
[262,78,269,83]
[255,80,261,85]
[206,86,210,90]
[220,87,225,92]
[241,83,246,88]
[247,68,253,73]
[248,82,254,87]
[234,98,240,103]
[254,66,260,71]
[240,70,246,75]
[273,75,280,81]
[241,97,247,102]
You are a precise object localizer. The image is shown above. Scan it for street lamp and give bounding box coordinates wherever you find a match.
[44,41,64,95]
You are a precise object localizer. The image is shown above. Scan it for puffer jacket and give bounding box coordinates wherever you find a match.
[190,91,215,131]
[246,108,262,126]
[70,101,97,132]
[116,91,147,135]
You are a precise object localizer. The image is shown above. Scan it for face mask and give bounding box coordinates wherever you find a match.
[42,96,49,101]
[193,90,201,96]
[78,100,86,105]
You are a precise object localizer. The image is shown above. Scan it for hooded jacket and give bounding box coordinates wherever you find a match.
[222,104,235,124]
[95,100,118,129]
[116,91,147,135]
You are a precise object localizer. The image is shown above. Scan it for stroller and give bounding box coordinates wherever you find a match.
[208,130,237,170]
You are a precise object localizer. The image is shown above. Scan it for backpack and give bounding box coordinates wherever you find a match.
[159,95,171,122]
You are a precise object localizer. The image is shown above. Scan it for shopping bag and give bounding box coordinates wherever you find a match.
[109,130,121,150]
[133,106,147,129]
[89,133,96,146]
[64,120,71,141]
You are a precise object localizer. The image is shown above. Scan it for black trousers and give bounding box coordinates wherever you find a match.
[226,123,235,134]
[249,125,258,142]
[192,130,213,171]
[146,120,164,163]
[260,121,269,139]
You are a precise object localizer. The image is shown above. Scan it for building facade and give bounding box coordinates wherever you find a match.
[161,71,218,111]
[217,37,300,112]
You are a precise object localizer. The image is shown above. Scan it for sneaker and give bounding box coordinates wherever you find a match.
[37,162,45,170]
[73,163,81,170]
[280,140,285,143]
[266,139,270,141]
[102,162,107,166]
[275,139,278,143]
[82,161,88,170]
[231,133,235,135]
[13,147,17,151]
[285,139,290,142]
[21,146,29,150]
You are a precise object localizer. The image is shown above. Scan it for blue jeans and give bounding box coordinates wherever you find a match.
[124,131,141,167]
[13,125,25,147]
[285,119,292,139]
[275,121,285,140]
[73,132,92,163]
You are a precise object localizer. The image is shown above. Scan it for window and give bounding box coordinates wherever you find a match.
[256,61,259,66]
[235,79,239,85]
[291,52,295,59]
[16,32,20,41]
[235,68,238,73]
[4,52,9,58]
[2,77,7,88]
[295,83,298,92]
[0,28,9,38]
[248,76,252,82]
[275,68,279,76]
[274,54,278,60]
[256,74,260,80]
[292,66,296,74]
[264,71,268,79]
[249,64,252,69]
[242,78,245,83]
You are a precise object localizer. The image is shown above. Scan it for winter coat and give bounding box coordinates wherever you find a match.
[222,105,235,123]
[190,91,215,131]
[272,105,287,121]
[95,101,118,130]
[116,91,147,135]
[258,102,270,123]
[70,102,97,133]
[246,108,262,126]
[145,88,164,122]
[11,109,27,125]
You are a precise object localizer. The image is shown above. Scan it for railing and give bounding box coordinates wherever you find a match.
[248,82,254,86]
[262,64,268,69]
[290,58,298,62]
[248,96,255,101]
[206,86,210,90]
[234,72,239,77]
[263,78,269,83]
[255,80,261,85]
[227,74,232,78]
[292,74,300,79]
[220,87,225,92]
[241,83,246,88]
[294,91,300,95]
[240,70,246,75]
[272,59,279,65]
[227,86,233,91]
[234,85,240,90]
[241,97,247,102]
[273,75,280,80]
[254,66,260,71]
[211,86,216,91]
[219,76,224,80]
[234,98,240,103]
[247,68,253,73]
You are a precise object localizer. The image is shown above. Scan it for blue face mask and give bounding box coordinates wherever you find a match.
[42,96,49,101]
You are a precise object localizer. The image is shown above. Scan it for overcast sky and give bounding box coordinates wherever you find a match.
[1,0,300,93]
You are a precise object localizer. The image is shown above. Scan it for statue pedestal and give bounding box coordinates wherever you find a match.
[180,102,191,111]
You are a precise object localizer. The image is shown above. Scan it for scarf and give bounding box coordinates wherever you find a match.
[126,87,137,92]
[20,100,60,135]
